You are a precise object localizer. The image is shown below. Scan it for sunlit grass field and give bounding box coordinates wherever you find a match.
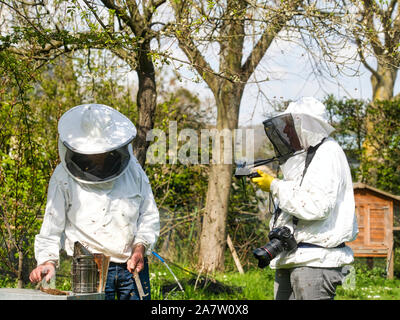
[148,259,400,300]
[3,252,400,300]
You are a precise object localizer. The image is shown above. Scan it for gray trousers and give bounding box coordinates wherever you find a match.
[274,266,344,300]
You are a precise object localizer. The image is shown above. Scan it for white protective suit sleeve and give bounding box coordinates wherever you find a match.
[270,140,342,221]
[34,172,67,266]
[133,165,160,255]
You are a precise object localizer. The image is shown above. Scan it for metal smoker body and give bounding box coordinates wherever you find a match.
[71,242,110,294]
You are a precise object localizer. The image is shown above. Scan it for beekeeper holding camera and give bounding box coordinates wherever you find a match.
[252,97,358,300]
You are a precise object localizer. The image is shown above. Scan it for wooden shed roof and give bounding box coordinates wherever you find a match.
[353,182,400,201]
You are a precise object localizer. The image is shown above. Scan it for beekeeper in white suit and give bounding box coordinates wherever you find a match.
[251,97,358,300]
[29,104,160,300]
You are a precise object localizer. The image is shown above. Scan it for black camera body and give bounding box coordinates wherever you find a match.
[253,226,297,268]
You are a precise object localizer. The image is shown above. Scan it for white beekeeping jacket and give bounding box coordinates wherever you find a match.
[34,144,160,265]
[268,97,358,268]
[34,104,159,265]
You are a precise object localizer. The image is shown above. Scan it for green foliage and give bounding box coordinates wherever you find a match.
[324,95,368,180]
[362,99,400,195]
[324,95,400,196]
[145,89,208,210]
[0,50,49,286]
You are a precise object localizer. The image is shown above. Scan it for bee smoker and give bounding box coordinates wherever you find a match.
[71,242,110,294]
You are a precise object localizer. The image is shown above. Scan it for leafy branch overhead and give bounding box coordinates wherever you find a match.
[1,0,156,68]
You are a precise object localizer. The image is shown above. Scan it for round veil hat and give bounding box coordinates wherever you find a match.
[58,104,136,154]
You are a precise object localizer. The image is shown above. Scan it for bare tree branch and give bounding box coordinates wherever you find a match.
[241,1,303,82]
[170,0,219,90]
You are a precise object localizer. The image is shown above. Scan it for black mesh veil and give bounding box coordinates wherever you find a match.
[64,144,130,183]
[263,113,302,162]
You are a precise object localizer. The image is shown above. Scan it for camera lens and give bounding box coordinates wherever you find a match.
[253,247,271,268]
[253,238,285,268]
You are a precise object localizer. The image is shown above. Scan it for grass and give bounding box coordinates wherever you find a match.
[2,254,400,300]
[335,262,400,300]
[147,256,400,300]
[149,262,275,300]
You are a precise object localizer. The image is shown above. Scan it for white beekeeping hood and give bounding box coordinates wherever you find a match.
[58,104,136,184]
[282,97,335,150]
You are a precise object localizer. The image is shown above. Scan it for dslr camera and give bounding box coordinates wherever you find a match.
[253,226,297,268]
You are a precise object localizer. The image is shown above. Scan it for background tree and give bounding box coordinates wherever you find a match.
[363,99,400,195]
[168,0,304,272]
[294,0,400,185]
[0,0,169,166]
[337,1,400,183]
[345,0,400,102]
[325,95,400,194]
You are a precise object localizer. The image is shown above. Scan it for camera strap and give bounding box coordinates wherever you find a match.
[299,137,326,187]
[297,242,345,249]
[293,137,326,226]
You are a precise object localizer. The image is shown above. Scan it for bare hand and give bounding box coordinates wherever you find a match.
[127,244,145,274]
[29,262,56,283]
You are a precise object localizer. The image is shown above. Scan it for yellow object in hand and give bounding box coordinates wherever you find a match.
[251,170,275,192]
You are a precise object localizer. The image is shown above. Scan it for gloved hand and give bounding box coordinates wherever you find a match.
[251,169,275,192]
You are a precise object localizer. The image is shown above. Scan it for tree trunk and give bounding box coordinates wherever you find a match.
[363,63,398,181]
[198,83,244,272]
[371,64,398,102]
[132,42,157,167]
[198,163,233,271]
[365,64,397,154]
[17,250,23,289]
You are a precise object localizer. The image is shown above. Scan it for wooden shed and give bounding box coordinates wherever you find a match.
[348,183,400,278]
